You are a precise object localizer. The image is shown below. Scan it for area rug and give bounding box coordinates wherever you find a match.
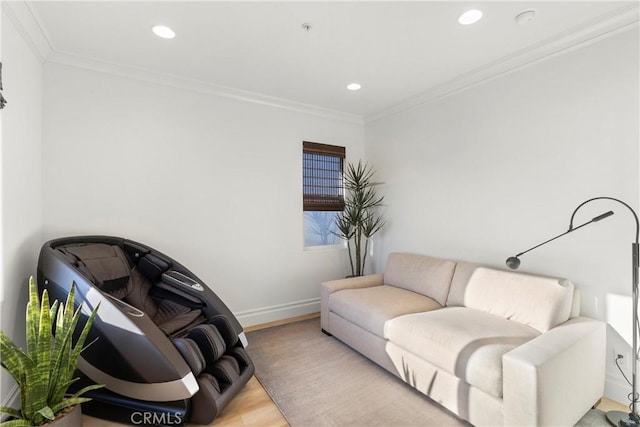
[246,318,608,427]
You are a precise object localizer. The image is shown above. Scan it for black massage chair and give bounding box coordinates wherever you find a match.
[37,236,254,426]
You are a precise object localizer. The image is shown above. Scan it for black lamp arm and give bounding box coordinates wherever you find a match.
[569,197,640,287]
[514,210,614,258]
[569,197,639,244]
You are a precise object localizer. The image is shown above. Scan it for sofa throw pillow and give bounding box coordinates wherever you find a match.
[384,253,456,306]
[463,267,574,333]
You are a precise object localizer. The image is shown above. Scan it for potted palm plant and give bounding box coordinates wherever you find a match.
[0,277,102,426]
[335,160,386,276]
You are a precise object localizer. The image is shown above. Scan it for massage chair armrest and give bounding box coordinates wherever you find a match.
[162,270,205,291]
[502,316,606,427]
[320,273,384,331]
[153,280,206,308]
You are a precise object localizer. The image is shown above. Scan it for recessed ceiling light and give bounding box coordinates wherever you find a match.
[458,9,483,25]
[152,25,175,39]
[347,83,361,91]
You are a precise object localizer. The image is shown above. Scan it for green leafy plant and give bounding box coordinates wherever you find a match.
[334,160,385,276]
[0,277,102,426]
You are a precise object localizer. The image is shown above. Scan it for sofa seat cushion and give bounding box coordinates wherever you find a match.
[386,307,539,398]
[329,285,441,338]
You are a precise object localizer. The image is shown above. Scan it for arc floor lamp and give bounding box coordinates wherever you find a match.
[506,196,639,427]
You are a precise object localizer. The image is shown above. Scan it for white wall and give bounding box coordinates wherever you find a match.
[366,28,639,403]
[0,8,44,409]
[42,62,364,326]
[5,1,635,408]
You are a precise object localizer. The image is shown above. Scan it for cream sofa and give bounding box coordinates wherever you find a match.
[320,253,606,427]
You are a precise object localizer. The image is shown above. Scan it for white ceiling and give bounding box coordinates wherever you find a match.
[28,1,639,119]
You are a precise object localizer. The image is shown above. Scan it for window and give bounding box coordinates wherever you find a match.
[303,141,345,211]
[302,141,345,247]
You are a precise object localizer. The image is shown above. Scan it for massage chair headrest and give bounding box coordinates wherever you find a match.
[59,243,131,292]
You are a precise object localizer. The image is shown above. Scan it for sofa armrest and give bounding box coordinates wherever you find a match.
[320,274,384,331]
[503,316,606,427]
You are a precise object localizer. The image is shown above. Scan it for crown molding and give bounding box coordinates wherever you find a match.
[5,1,637,126]
[46,51,364,125]
[1,1,53,62]
[366,4,640,124]
[4,1,362,124]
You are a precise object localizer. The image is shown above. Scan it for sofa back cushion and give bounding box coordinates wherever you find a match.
[462,267,574,333]
[446,260,481,307]
[384,253,456,306]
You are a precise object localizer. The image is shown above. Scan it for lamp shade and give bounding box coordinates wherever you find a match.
[506,257,521,269]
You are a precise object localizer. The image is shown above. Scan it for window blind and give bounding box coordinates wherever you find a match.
[303,141,345,211]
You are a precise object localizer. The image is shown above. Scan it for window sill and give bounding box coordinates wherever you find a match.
[303,244,344,252]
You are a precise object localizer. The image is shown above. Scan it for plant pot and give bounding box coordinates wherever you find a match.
[43,405,82,427]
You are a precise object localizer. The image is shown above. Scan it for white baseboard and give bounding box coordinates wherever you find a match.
[605,372,632,407]
[0,384,20,421]
[234,298,320,328]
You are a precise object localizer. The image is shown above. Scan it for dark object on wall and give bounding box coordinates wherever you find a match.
[506,196,639,427]
[505,209,614,269]
[38,236,254,426]
[0,62,7,109]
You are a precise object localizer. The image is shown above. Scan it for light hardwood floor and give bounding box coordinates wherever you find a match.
[83,376,287,427]
[596,397,629,414]
[83,393,628,427]
[83,312,626,426]
[81,316,323,427]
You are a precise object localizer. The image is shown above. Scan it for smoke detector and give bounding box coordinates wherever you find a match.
[515,10,536,25]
